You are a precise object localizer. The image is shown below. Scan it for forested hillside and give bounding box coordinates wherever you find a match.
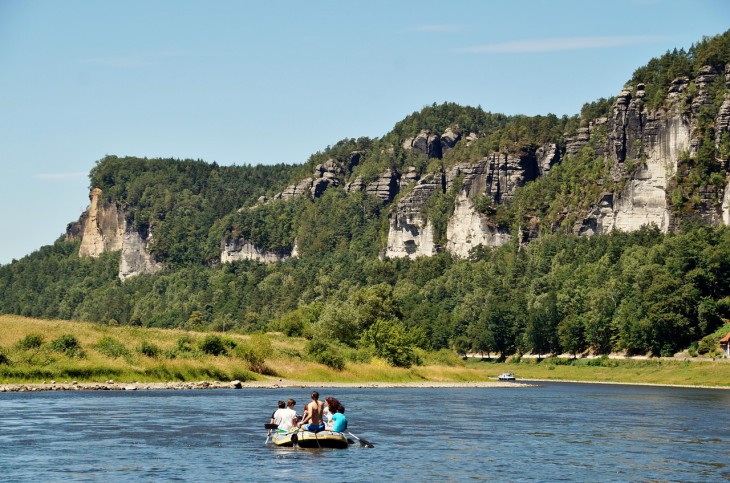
[2,31,730,364]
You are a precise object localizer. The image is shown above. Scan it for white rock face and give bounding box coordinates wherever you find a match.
[722,178,730,226]
[446,193,510,257]
[384,217,437,259]
[119,230,163,281]
[221,238,291,264]
[600,117,690,234]
[384,174,443,259]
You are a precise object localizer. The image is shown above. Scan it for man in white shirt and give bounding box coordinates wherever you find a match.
[275,398,298,432]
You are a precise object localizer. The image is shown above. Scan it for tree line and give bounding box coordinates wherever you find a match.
[2,223,728,362]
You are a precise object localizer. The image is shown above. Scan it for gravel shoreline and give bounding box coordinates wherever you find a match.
[0,379,531,392]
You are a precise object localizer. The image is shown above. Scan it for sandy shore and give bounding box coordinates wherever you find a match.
[0,379,531,392]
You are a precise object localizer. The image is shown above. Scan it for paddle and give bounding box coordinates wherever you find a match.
[347,431,374,448]
[264,423,280,445]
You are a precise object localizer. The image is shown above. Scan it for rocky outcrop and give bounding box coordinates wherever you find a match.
[565,127,592,156]
[275,160,345,200]
[220,237,294,264]
[537,143,560,175]
[70,188,163,280]
[119,230,163,281]
[365,169,400,203]
[77,188,125,257]
[445,151,539,206]
[716,65,730,154]
[440,127,461,156]
[384,174,444,258]
[446,193,510,257]
[722,181,730,225]
[401,127,469,159]
[403,130,442,158]
[584,82,692,234]
[385,150,541,258]
[346,168,419,203]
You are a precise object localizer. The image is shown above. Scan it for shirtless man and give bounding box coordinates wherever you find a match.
[298,391,325,432]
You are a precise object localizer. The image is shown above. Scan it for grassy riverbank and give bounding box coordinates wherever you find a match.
[1,315,728,388]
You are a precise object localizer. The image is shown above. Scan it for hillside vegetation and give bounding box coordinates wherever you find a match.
[2,315,729,387]
[1,31,730,366]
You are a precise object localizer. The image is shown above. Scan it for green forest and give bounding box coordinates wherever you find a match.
[1,31,730,367]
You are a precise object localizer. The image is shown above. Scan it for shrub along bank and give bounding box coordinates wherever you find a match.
[0,315,728,387]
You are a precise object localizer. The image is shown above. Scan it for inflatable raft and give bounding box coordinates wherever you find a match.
[271,429,350,449]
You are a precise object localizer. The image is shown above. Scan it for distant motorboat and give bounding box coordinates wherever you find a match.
[498,372,516,381]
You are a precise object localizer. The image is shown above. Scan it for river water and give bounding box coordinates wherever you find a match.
[1,382,729,482]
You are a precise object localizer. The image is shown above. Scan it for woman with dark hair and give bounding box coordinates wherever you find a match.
[325,396,347,432]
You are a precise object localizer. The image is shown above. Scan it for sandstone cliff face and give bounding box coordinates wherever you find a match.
[723,179,730,226]
[70,188,163,280]
[236,66,730,262]
[402,128,466,159]
[446,193,510,258]
[274,160,345,200]
[78,188,125,257]
[220,237,294,264]
[119,230,163,281]
[384,148,543,258]
[579,65,730,235]
[384,174,442,258]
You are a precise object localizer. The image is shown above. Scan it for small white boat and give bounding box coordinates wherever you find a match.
[498,372,516,381]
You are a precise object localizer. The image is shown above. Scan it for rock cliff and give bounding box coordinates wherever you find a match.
[119,230,163,281]
[446,193,510,258]
[384,174,442,258]
[274,160,345,200]
[580,64,730,235]
[77,188,125,257]
[220,237,296,264]
[385,149,541,258]
[68,188,163,280]
[582,87,691,234]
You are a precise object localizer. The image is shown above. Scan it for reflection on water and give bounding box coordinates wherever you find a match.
[1,383,729,481]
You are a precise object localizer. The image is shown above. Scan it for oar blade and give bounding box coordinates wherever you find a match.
[348,431,374,448]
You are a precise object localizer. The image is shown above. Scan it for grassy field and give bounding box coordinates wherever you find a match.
[1,315,729,388]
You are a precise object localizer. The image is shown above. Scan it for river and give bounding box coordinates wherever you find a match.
[1,382,729,481]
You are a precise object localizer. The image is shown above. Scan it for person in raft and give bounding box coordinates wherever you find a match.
[270,399,298,433]
[324,396,347,433]
[279,398,298,432]
[298,391,325,432]
[269,400,285,436]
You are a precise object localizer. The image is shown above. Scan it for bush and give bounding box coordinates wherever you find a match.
[306,339,345,370]
[49,334,84,358]
[95,336,130,359]
[360,319,419,368]
[16,333,44,350]
[420,348,465,366]
[697,334,720,355]
[139,340,161,358]
[199,334,227,356]
[177,335,195,352]
[343,346,372,364]
[314,351,346,370]
[0,348,11,366]
[231,333,273,373]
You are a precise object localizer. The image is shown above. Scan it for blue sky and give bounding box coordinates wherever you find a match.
[1,0,729,264]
